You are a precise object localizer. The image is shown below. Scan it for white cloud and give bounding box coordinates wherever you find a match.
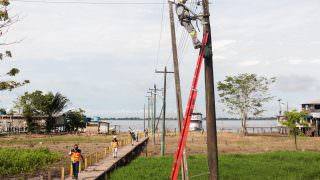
[213,40,236,50]
[237,60,261,67]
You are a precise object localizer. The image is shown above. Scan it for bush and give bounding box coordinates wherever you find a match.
[0,147,62,175]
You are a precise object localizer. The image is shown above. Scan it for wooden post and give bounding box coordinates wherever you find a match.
[70,163,73,177]
[85,157,88,169]
[48,171,51,180]
[105,147,107,157]
[96,152,98,163]
[61,167,65,180]
[79,161,82,173]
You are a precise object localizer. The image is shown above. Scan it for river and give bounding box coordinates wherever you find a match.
[107,119,277,132]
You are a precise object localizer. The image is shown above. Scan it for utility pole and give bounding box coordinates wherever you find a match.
[202,0,219,179]
[146,94,152,133]
[168,1,189,179]
[149,85,158,144]
[278,99,282,115]
[156,66,174,156]
[147,91,153,137]
[143,103,146,131]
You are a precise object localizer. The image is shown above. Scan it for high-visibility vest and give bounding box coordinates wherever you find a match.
[71,152,81,162]
[112,141,118,148]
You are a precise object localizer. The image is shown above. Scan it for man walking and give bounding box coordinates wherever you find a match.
[111,136,119,158]
[69,144,84,179]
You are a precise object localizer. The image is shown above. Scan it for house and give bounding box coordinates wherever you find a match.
[302,100,320,136]
[276,100,320,136]
[0,114,67,133]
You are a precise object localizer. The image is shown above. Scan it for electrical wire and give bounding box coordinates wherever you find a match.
[154,0,166,71]
[12,0,167,5]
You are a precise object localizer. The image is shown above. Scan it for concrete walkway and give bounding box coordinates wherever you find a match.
[70,137,148,180]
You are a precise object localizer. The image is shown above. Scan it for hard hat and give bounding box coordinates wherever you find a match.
[113,135,116,138]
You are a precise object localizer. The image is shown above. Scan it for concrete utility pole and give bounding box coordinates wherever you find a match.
[147,91,153,137]
[202,0,219,179]
[143,103,146,131]
[168,1,189,179]
[146,95,152,132]
[149,85,158,144]
[156,66,174,156]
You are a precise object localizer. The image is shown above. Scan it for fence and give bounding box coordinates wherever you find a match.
[56,133,143,179]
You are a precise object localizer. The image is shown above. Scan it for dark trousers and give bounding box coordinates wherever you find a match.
[72,162,79,178]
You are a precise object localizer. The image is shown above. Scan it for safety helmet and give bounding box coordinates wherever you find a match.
[113,135,117,139]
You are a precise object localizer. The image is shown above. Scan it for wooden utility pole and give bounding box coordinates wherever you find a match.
[168,1,189,179]
[156,66,174,156]
[202,0,219,179]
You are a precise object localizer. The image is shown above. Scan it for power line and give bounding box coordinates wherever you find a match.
[11,0,168,5]
[12,0,208,5]
[154,0,166,71]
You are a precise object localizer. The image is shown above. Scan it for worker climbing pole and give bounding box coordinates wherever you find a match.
[170,0,218,179]
[175,0,202,49]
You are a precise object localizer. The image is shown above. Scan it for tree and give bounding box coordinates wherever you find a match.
[65,109,86,132]
[0,108,6,114]
[217,73,275,135]
[283,110,309,150]
[44,92,69,132]
[0,0,29,91]
[15,91,69,132]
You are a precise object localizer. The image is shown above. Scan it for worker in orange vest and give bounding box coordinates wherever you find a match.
[69,144,84,179]
[111,136,119,158]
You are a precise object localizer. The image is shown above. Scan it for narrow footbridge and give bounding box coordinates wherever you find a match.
[72,137,149,180]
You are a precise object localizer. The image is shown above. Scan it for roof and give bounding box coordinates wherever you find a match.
[302,100,320,105]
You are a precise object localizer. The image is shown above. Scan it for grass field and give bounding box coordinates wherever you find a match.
[0,147,62,175]
[110,151,320,180]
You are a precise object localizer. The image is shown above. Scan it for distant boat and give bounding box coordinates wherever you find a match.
[189,112,203,131]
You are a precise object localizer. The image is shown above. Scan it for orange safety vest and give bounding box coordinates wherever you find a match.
[112,141,118,148]
[71,152,81,162]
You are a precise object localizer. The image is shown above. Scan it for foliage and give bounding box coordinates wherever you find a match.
[15,91,69,132]
[65,109,86,132]
[283,110,309,150]
[0,0,29,91]
[283,110,309,128]
[110,151,320,180]
[0,108,6,114]
[217,73,275,134]
[0,147,62,175]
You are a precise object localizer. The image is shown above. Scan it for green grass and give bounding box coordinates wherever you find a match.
[0,135,126,145]
[0,147,62,175]
[110,151,320,180]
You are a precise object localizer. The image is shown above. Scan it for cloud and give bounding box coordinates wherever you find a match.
[237,60,261,67]
[287,59,303,65]
[274,75,318,92]
[213,40,236,50]
[311,59,320,64]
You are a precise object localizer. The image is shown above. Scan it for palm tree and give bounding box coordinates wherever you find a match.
[45,92,69,132]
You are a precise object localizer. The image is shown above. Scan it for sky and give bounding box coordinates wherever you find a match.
[0,0,320,118]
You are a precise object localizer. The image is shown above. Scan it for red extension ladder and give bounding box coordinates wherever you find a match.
[170,32,209,180]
